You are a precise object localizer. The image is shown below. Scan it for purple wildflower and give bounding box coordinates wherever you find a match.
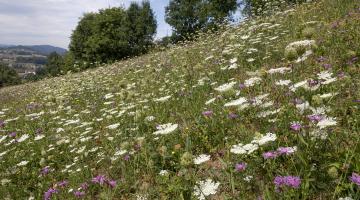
[228,113,238,119]
[0,120,5,128]
[322,63,332,69]
[274,176,284,186]
[307,79,319,87]
[235,162,247,172]
[74,191,85,198]
[57,180,68,188]
[290,122,301,131]
[202,110,213,117]
[263,151,278,159]
[293,98,303,105]
[307,114,323,122]
[350,172,360,186]
[44,188,58,200]
[107,180,117,188]
[80,182,89,190]
[124,154,130,161]
[92,175,107,185]
[337,71,345,78]
[353,99,360,103]
[41,166,51,176]
[239,83,246,89]
[284,176,301,188]
[9,132,16,137]
[277,147,296,155]
[317,56,326,62]
[274,176,301,189]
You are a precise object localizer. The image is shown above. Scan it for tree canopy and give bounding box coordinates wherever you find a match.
[69,1,157,64]
[0,63,21,88]
[165,0,237,40]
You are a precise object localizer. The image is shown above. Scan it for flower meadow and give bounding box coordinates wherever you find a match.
[0,0,360,199]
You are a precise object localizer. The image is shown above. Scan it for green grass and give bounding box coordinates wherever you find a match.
[0,0,359,199]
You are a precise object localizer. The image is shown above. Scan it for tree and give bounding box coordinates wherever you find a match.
[69,13,97,63]
[165,0,237,40]
[69,1,157,64]
[0,63,21,87]
[45,52,64,76]
[127,1,157,55]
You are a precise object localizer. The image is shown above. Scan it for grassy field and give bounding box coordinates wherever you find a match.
[0,0,359,199]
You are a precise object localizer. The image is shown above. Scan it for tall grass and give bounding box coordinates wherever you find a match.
[0,0,359,199]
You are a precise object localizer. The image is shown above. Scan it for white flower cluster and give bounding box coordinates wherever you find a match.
[153,123,178,135]
[194,179,220,200]
[230,133,277,154]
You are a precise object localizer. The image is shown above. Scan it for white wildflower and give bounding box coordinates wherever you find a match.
[153,123,178,135]
[1,179,11,185]
[214,81,236,92]
[230,57,238,64]
[114,149,127,156]
[17,160,29,166]
[317,117,337,129]
[17,134,29,143]
[145,116,155,121]
[194,154,211,165]
[154,95,172,102]
[244,175,253,182]
[247,58,255,62]
[319,93,338,99]
[286,40,316,50]
[253,132,277,145]
[296,101,310,114]
[159,170,169,176]
[224,97,247,107]
[56,128,64,133]
[104,93,114,99]
[107,123,120,130]
[244,77,261,87]
[338,197,354,200]
[289,80,308,92]
[194,179,220,200]
[267,67,291,74]
[0,136,7,143]
[230,143,258,155]
[275,80,292,86]
[34,135,45,141]
[295,50,313,63]
[205,98,216,105]
[310,129,328,140]
[318,71,337,85]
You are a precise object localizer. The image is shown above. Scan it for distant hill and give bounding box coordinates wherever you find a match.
[0,44,67,55]
[0,44,15,48]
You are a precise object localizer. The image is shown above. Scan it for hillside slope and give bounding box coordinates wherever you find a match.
[0,0,359,199]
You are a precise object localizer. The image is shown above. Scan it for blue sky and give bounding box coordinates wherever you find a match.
[0,0,240,49]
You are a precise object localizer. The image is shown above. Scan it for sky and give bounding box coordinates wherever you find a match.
[0,0,242,49]
[0,0,172,49]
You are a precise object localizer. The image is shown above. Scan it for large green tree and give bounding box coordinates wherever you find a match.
[165,0,237,40]
[0,63,21,87]
[127,1,157,55]
[69,1,157,64]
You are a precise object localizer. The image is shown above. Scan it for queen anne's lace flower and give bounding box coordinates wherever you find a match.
[214,81,237,92]
[194,154,211,165]
[153,123,178,135]
[194,179,220,200]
